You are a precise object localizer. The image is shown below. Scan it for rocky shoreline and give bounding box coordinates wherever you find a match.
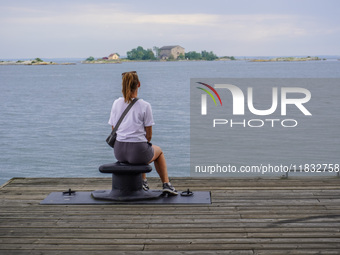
[0,60,75,65]
[81,60,121,64]
[249,56,324,62]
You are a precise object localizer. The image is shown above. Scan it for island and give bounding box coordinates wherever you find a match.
[250,56,324,62]
[0,58,75,65]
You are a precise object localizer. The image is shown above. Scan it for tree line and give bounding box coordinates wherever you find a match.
[127,46,156,60]
[86,46,235,61]
[126,46,233,61]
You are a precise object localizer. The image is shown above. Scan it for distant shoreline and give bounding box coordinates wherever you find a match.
[0,60,75,65]
[249,56,325,62]
[1,56,338,66]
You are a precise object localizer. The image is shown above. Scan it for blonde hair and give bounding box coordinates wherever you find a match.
[121,71,139,103]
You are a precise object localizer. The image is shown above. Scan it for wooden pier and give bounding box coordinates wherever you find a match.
[1,177,340,254]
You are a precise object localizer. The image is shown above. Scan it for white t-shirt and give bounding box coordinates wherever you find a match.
[108,97,155,142]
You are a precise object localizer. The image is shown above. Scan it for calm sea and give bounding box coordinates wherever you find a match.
[1,60,340,185]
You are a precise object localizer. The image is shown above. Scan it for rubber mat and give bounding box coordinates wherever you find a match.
[40,190,211,205]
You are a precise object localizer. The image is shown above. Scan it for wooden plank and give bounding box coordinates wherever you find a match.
[144,243,340,250]
[1,236,340,244]
[0,251,254,255]
[0,177,340,254]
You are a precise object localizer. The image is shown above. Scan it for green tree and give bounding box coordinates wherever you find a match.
[153,46,160,58]
[86,56,95,61]
[185,51,202,60]
[220,56,236,60]
[144,49,156,60]
[127,46,143,60]
[127,46,156,60]
[201,50,218,61]
[177,53,185,60]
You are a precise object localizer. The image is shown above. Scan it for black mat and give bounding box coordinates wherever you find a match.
[40,190,211,205]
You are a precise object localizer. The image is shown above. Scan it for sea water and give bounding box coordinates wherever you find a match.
[0,60,339,185]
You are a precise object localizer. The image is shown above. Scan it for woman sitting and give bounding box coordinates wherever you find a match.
[108,71,177,195]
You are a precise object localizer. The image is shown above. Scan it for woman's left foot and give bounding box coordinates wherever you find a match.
[162,182,178,195]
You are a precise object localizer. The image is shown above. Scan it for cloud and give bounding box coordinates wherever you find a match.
[3,6,311,40]
[3,4,217,26]
[1,1,339,57]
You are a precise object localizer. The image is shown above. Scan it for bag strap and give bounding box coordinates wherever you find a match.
[111,98,139,134]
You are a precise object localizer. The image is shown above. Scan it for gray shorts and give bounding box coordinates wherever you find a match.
[114,141,154,165]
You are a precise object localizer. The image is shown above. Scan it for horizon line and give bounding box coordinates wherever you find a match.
[1,54,340,61]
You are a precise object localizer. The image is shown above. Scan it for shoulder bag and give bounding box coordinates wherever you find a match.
[106,98,139,148]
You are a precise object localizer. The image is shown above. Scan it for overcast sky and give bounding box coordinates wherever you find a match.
[1,0,339,59]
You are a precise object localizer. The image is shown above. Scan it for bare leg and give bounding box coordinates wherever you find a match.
[149,145,169,183]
